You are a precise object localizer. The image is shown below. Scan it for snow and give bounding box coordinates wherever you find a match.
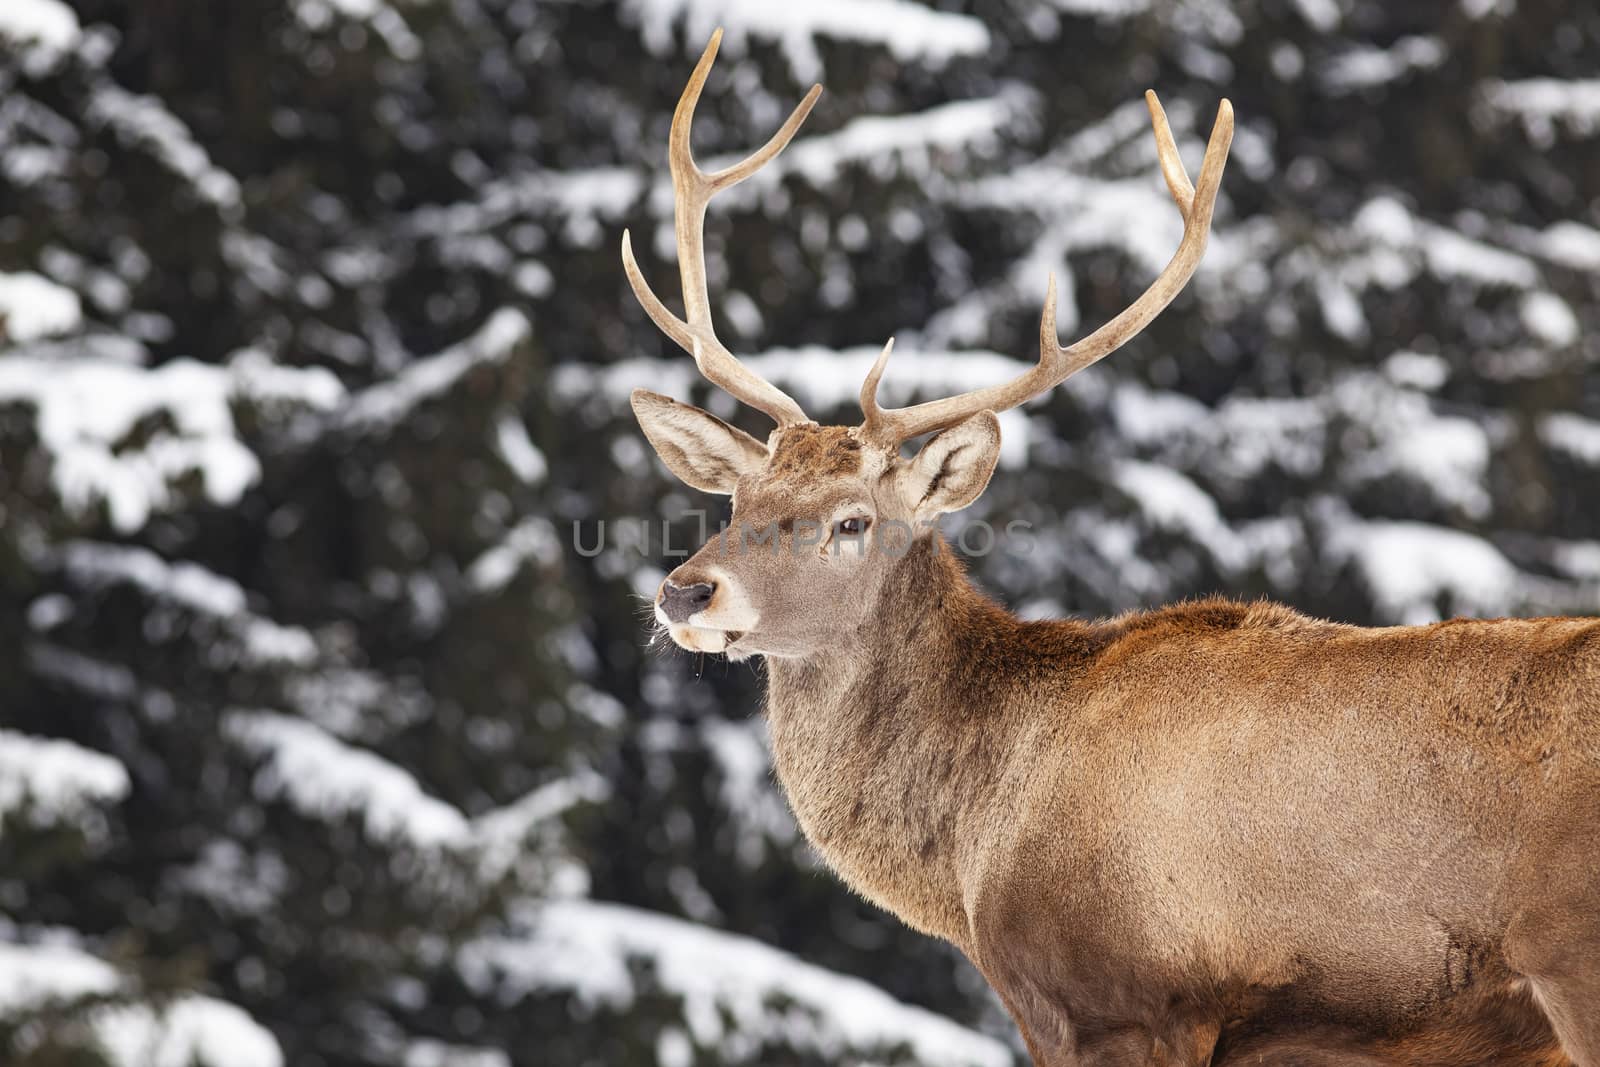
[1319,36,1444,94]
[227,347,348,411]
[1332,374,1492,519]
[0,0,79,50]
[1112,460,1243,571]
[701,719,796,867]
[751,95,1019,193]
[1290,0,1341,31]
[1106,368,1490,519]
[0,941,119,1010]
[0,0,81,72]
[0,269,83,341]
[467,517,560,593]
[1519,291,1579,346]
[62,541,246,615]
[1382,351,1449,391]
[96,995,285,1067]
[1528,221,1600,271]
[58,541,318,667]
[0,730,128,838]
[624,0,989,84]
[1316,278,1367,343]
[1109,383,1208,447]
[341,308,530,431]
[414,167,642,248]
[1352,196,1540,290]
[557,344,1041,466]
[88,87,242,211]
[167,840,288,918]
[1539,412,1600,466]
[1045,0,1150,17]
[493,414,547,485]
[0,942,282,1067]
[473,772,611,882]
[1208,394,1326,480]
[0,356,264,533]
[403,1040,511,1067]
[458,899,1013,1067]
[24,643,139,702]
[1326,517,1517,624]
[1480,79,1600,141]
[293,0,423,60]
[223,710,472,850]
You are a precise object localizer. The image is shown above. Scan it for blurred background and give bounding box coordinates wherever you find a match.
[1,0,1598,1064]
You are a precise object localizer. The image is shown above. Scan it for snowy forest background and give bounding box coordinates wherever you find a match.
[2,0,1600,1064]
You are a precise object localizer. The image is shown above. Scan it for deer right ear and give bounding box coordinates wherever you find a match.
[897,410,1002,523]
[631,389,769,494]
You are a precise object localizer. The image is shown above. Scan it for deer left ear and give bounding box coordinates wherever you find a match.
[898,411,1002,523]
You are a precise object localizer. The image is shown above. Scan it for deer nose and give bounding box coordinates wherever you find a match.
[659,580,716,624]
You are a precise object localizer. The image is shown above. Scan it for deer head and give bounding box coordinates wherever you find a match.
[625,31,1233,662]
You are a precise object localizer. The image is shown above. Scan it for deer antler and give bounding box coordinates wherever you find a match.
[622,29,819,427]
[859,91,1234,446]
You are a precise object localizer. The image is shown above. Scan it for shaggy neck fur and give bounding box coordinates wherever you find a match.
[763,534,1105,944]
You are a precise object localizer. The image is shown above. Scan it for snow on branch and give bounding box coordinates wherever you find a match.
[1540,412,1600,466]
[1111,459,1246,573]
[1317,36,1444,95]
[56,542,318,668]
[700,719,798,868]
[1479,78,1600,143]
[222,708,606,890]
[223,710,472,850]
[88,86,242,212]
[0,353,341,534]
[0,941,283,1067]
[1315,503,1598,624]
[459,899,1013,1067]
[291,0,423,60]
[467,517,561,594]
[0,729,128,841]
[1112,368,1494,521]
[1322,515,1518,624]
[624,0,989,84]
[0,0,82,74]
[473,771,610,886]
[555,343,1041,466]
[722,94,1023,195]
[339,308,531,433]
[0,270,82,342]
[95,997,285,1067]
[411,168,644,241]
[1350,197,1539,289]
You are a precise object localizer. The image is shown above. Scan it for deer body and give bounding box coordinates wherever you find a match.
[620,33,1600,1065]
[766,531,1593,1063]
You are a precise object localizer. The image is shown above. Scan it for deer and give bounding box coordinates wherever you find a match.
[619,30,1600,1067]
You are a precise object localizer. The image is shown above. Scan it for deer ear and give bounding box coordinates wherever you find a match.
[898,411,1001,523]
[631,389,769,494]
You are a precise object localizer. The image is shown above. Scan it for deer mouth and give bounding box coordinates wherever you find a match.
[664,622,747,655]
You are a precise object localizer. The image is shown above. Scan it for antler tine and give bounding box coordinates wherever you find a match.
[860,92,1234,447]
[1146,90,1195,219]
[622,28,820,427]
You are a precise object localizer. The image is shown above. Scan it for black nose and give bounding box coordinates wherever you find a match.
[659,580,715,624]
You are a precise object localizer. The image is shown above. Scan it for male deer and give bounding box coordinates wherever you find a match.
[622,31,1600,1066]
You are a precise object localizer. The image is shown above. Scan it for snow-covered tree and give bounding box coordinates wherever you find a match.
[3,0,1600,1063]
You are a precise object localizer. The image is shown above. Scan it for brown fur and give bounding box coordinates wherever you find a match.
[766,423,864,476]
[760,538,1596,1066]
[638,402,1600,1066]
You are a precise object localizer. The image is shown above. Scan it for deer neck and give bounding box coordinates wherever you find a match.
[762,534,1051,944]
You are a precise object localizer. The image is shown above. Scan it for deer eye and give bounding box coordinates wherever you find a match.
[835,516,870,536]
